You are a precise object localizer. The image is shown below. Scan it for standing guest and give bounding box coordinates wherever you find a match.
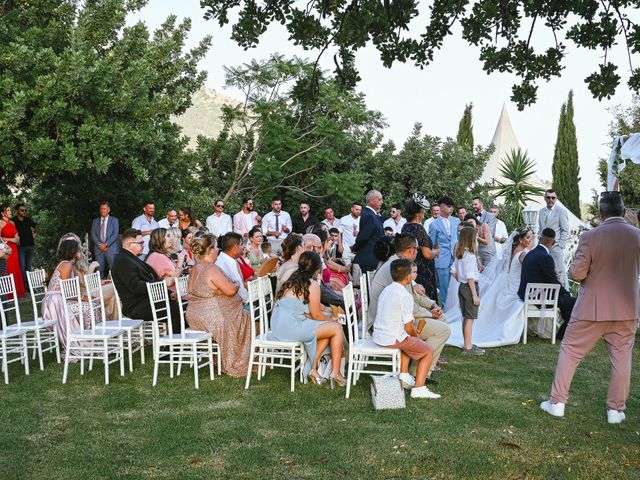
[145,228,186,293]
[489,205,509,260]
[245,227,266,271]
[540,192,640,423]
[471,196,497,240]
[186,232,252,377]
[352,190,384,273]
[261,196,292,254]
[276,233,305,292]
[206,200,233,237]
[451,226,484,355]
[215,232,249,304]
[157,208,179,229]
[131,201,158,261]
[178,206,202,230]
[429,196,460,306]
[111,229,182,331]
[464,213,494,268]
[292,201,319,234]
[423,205,440,232]
[90,201,119,279]
[456,206,468,222]
[383,204,407,234]
[402,198,440,301]
[373,258,440,399]
[321,207,342,232]
[0,203,25,297]
[233,197,261,238]
[339,202,362,250]
[538,189,570,289]
[270,251,345,384]
[13,203,39,288]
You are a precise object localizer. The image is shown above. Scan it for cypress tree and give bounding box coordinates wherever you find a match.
[552,91,581,216]
[456,103,474,151]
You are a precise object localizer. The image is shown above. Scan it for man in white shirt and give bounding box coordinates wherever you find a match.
[339,202,362,249]
[261,196,292,254]
[373,258,440,399]
[233,197,261,238]
[382,204,407,234]
[321,207,342,232]
[131,201,158,260]
[423,205,440,231]
[214,232,248,304]
[489,205,509,260]
[206,200,233,237]
[157,208,179,229]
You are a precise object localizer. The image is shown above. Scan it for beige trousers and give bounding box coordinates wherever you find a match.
[409,315,451,376]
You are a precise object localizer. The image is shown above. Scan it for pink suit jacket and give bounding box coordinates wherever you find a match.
[569,217,640,321]
[233,211,260,237]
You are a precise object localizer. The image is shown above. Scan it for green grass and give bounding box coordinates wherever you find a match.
[2,298,639,479]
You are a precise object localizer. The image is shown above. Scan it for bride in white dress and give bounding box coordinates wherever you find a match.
[445,227,534,348]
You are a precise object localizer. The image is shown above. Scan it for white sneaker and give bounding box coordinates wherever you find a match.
[411,386,441,399]
[607,409,626,424]
[398,373,415,389]
[540,400,565,417]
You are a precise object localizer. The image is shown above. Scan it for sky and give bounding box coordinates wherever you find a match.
[129,1,637,201]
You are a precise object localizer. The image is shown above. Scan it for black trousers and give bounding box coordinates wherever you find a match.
[557,294,577,339]
[124,297,183,333]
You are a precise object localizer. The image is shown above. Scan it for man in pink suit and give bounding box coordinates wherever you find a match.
[540,191,640,424]
[233,197,261,238]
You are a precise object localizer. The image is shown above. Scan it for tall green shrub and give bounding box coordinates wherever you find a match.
[551,91,581,216]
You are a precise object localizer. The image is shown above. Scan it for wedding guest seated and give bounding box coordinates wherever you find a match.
[111,229,182,331]
[327,228,349,262]
[384,226,394,236]
[261,242,274,258]
[373,258,440,399]
[275,233,304,292]
[215,232,249,304]
[181,227,197,272]
[145,228,186,293]
[237,252,255,283]
[245,227,266,271]
[270,251,346,385]
[186,232,252,377]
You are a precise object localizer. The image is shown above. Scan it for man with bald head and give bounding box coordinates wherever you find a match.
[352,190,385,273]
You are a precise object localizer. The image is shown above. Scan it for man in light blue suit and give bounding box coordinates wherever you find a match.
[90,201,120,278]
[428,196,459,306]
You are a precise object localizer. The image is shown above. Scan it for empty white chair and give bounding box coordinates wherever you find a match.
[21,269,61,368]
[522,283,561,345]
[146,280,214,388]
[244,278,306,392]
[343,283,400,398]
[0,274,30,383]
[85,272,145,371]
[60,277,125,384]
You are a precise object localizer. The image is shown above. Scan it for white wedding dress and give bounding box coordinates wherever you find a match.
[444,248,526,348]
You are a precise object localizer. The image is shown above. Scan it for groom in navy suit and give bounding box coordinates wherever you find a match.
[90,201,120,278]
[518,228,576,338]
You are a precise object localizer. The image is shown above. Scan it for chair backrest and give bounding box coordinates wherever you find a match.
[174,275,190,328]
[524,283,560,317]
[259,275,275,320]
[0,274,21,330]
[84,272,105,329]
[247,278,264,339]
[60,276,86,335]
[27,269,47,322]
[146,280,173,341]
[359,273,369,339]
[342,283,358,347]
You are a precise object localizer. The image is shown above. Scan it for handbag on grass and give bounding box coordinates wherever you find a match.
[370,374,406,410]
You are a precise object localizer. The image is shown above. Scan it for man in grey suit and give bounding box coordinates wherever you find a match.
[90,201,119,278]
[538,189,570,289]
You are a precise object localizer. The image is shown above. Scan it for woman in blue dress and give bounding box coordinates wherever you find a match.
[270,251,346,386]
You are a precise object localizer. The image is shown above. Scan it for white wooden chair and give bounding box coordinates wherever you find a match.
[343,282,400,398]
[244,278,306,392]
[22,269,61,368]
[85,272,145,372]
[60,277,125,384]
[174,274,221,375]
[522,283,561,345]
[0,274,30,383]
[359,272,371,340]
[146,280,214,389]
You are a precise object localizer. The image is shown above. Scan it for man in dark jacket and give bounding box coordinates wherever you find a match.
[352,189,385,273]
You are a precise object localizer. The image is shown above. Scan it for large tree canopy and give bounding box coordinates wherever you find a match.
[201,0,640,109]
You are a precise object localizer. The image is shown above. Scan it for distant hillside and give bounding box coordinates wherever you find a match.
[172,87,240,149]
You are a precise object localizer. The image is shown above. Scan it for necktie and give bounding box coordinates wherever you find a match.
[544,208,552,227]
[100,219,106,242]
[275,214,279,232]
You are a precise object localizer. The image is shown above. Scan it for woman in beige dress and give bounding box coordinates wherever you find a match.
[185,232,251,377]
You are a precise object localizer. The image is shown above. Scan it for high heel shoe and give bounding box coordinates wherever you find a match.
[308,369,326,386]
[329,371,347,389]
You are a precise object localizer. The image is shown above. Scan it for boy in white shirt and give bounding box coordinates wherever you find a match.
[373,258,440,399]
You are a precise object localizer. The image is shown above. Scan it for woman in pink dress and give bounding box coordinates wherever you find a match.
[0,203,25,296]
[145,228,186,293]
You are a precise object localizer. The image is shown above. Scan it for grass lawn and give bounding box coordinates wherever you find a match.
[1,298,639,479]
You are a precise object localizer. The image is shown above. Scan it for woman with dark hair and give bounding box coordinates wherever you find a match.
[145,228,185,292]
[0,203,25,296]
[178,207,202,231]
[275,233,304,292]
[181,226,197,271]
[245,227,266,271]
[270,252,345,385]
[43,239,96,354]
[402,199,440,301]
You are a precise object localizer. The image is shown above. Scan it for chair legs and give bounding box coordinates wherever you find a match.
[2,338,8,384]
[244,345,255,390]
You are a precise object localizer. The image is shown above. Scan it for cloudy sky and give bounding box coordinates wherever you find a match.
[130,1,637,200]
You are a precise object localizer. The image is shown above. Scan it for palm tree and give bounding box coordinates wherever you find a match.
[492,148,545,226]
